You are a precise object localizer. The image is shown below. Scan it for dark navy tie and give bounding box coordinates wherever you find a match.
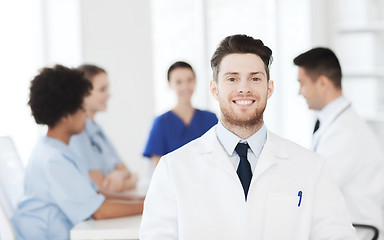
[313,119,320,134]
[235,143,252,200]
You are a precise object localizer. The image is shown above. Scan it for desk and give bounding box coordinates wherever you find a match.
[70,215,142,240]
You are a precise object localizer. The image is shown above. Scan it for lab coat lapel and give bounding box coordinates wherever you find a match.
[198,128,289,184]
[311,132,320,151]
[196,127,240,181]
[252,131,288,181]
[311,99,351,151]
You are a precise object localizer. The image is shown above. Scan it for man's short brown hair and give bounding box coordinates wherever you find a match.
[293,47,342,89]
[210,34,273,81]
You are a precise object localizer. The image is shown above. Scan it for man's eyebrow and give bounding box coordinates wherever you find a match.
[222,72,266,77]
[223,72,240,76]
[250,72,266,76]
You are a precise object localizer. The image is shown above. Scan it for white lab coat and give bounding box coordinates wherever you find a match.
[140,127,357,240]
[313,98,384,239]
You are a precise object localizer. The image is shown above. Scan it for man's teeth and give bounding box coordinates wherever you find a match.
[236,100,253,105]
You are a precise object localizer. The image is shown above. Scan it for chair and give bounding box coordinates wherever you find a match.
[0,136,25,240]
[353,223,379,240]
[0,188,16,240]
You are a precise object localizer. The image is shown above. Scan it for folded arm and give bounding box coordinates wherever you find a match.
[92,199,143,220]
[89,163,138,193]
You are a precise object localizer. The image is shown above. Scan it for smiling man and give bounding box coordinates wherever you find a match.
[140,34,357,240]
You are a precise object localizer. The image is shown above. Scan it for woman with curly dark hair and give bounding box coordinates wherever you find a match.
[11,65,143,240]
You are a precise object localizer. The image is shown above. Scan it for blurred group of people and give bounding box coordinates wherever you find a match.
[11,58,218,239]
[10,34,384,240]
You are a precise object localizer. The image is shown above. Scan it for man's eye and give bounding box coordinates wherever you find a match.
[252,77,260,81]
[228,77,236,82]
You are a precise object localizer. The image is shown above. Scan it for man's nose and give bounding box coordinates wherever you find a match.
[237,79,251,93]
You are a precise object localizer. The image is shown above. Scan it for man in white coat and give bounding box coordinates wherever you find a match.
[294,47,384,239]
[140,35,357,240]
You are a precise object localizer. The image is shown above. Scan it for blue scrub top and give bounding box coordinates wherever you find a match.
[69,119,121,176]
[11,137,105,240]
[143,109,218,158]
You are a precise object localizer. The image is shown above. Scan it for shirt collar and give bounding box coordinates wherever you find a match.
[84,118,101,136]
[43,136,73,158]
[216,120,267,157]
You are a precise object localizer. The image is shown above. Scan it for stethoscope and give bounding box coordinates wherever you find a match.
[312,103,352,151]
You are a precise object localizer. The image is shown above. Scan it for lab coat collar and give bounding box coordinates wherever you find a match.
[197,125,288,158]
[317,96,349,131]
[312,96,351,149]
[196,126,289,180]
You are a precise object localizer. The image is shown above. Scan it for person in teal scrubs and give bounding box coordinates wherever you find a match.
[11,65,143,240]
[143,61,218,167]
[70,64,137,193]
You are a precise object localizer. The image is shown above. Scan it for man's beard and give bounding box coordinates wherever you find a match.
[220,103,266,129]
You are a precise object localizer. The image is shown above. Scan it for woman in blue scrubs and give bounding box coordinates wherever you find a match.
[143,61,218,167]
[70,65,138,193]
[11,65,143,240]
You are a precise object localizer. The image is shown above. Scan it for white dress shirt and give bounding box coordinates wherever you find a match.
[215,121,267,173]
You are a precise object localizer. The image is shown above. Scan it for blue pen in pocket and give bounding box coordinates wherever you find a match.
[298,191,302,207]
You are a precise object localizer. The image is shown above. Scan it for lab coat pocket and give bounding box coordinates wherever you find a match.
[264,193,308,240]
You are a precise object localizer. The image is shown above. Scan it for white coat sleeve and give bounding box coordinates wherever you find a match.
[310,161,358,240]
[140,155,178,240]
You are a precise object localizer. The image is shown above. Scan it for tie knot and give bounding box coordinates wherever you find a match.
[235,143,249,158]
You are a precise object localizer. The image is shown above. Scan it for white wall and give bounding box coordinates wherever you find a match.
[311,0,384,147]
[43,0,82,66]
[0,0,45,165]
[151,0,212,115]
[151,0,313,148]
[80,0,154,180]
[0,0,87,165]
[0,0,345,169]
[272,0,314,147]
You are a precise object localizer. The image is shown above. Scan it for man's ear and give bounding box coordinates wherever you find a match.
[317,75,329,88]
[210,80,219,100]
[267,80,274,99]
